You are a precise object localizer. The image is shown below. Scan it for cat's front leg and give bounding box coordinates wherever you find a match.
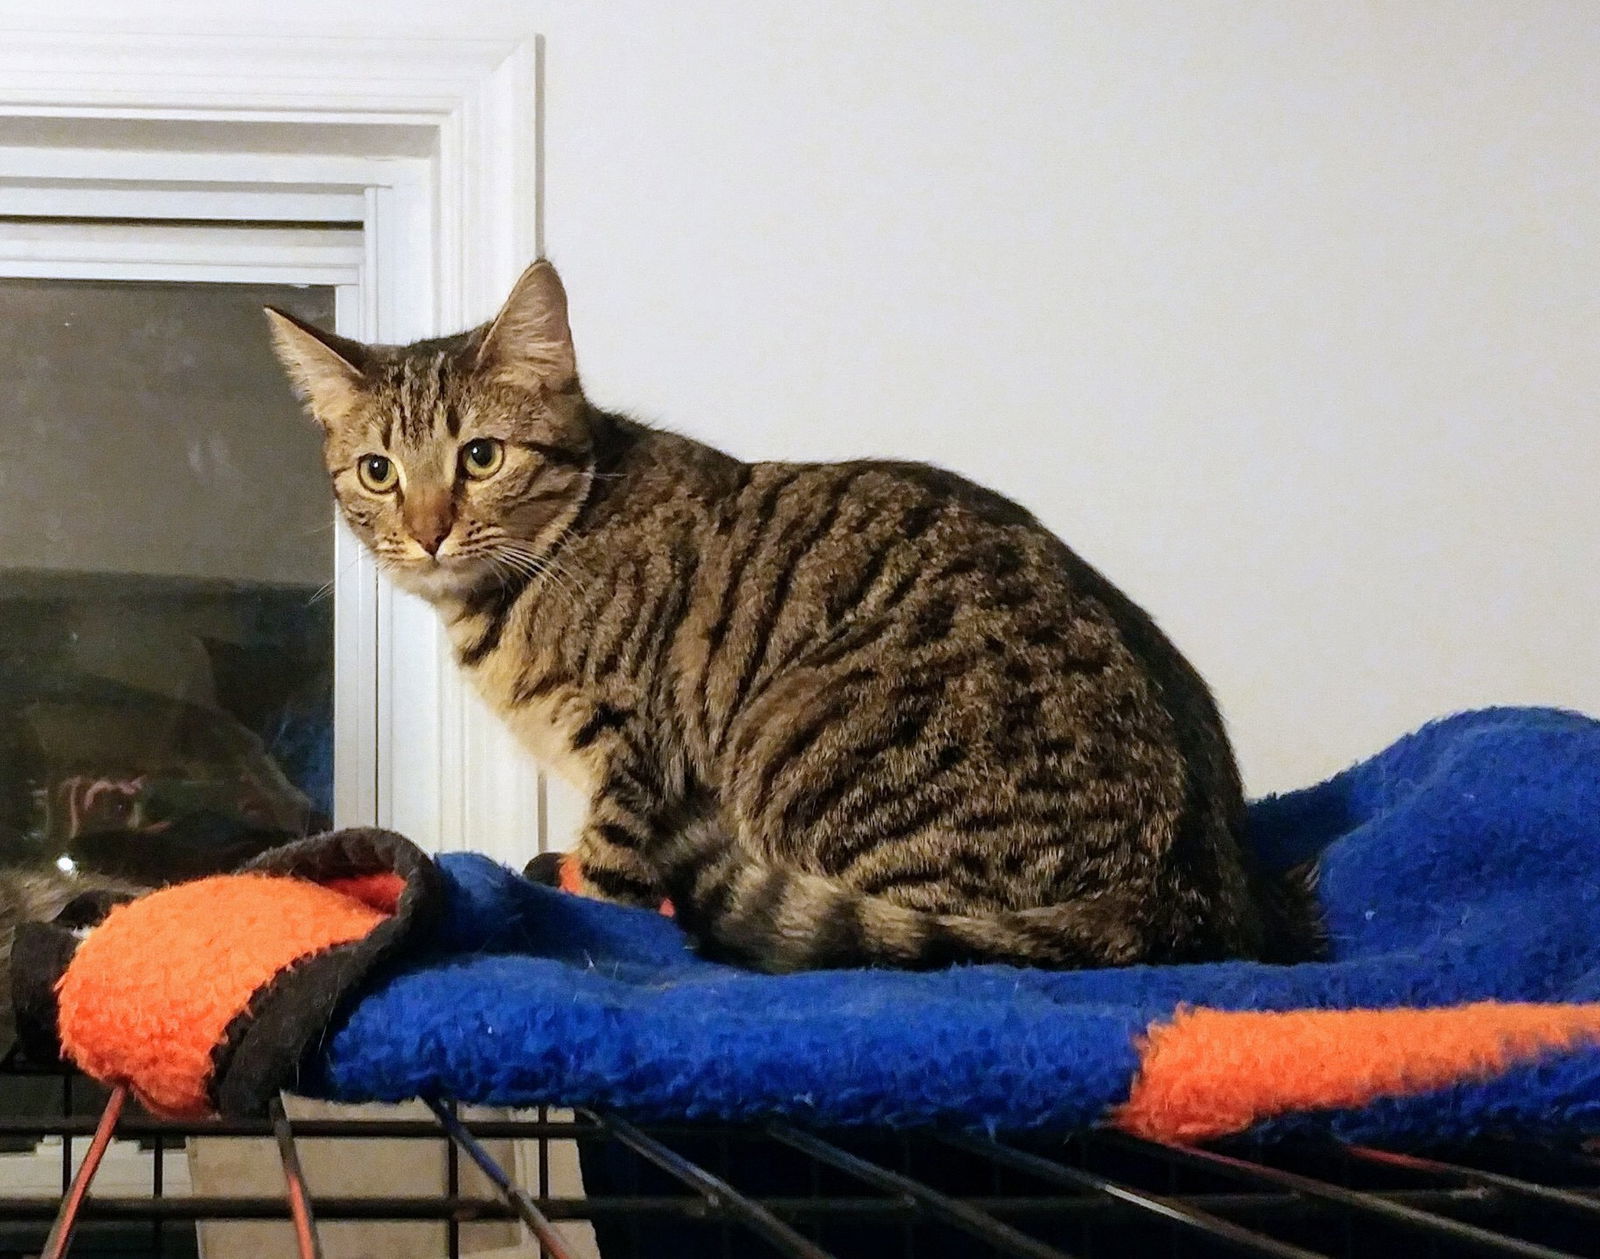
[570,774,669,909]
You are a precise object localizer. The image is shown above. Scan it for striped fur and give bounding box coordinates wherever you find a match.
[267,261,1321,972]
[0,866,144,1049]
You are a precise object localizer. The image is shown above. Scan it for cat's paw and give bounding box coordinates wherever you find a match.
[522,851,566,887]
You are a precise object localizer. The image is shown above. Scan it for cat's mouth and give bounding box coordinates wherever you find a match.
[378,533,557,606]
[386,551,497,601]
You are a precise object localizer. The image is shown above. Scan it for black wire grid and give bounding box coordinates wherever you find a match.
[2,1054,1599,1259]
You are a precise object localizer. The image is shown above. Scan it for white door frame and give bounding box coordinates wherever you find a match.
[0,27,548,865]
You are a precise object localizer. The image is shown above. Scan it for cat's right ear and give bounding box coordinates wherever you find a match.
[263,307,370,426]
[474,260,578,392]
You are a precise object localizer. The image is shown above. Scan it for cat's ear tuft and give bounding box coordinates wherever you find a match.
[263,307,370,426]
[474,260,578,391]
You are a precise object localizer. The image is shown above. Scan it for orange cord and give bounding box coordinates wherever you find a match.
[40,1084,127,1259]
[270,1095,323,1259]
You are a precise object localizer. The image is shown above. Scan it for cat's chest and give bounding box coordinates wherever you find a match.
[460,637,605,797]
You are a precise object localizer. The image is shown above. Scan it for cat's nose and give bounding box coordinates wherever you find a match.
[404,496,455,557]
[412,521,454,556]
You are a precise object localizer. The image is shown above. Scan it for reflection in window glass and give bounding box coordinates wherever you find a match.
[0,278,334,888]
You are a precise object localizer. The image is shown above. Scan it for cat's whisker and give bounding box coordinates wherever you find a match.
[494,554,580,615]
[481,553,521,593]
[495,543,585,613]
[487,555,574,616]
[305,551,370,606]
[510,560,583,619]
[480,546,540,581]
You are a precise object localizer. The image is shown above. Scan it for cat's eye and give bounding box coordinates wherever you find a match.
[460,438,505,480]
[357,454,398,493]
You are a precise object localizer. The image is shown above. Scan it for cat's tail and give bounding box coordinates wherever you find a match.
[659,819,1205,973]
[1253,858,1328,965]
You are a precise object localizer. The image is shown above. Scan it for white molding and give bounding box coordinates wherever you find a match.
[0,26,549,867]
[0,179,366,223]
[331,288,380,833]
[0,221,362,284]
[0,31,521,119]
[0,145,418,188]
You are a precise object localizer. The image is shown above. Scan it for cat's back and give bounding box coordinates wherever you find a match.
[678,452,1260,952]
[686,451,1227,782]
[695,453,1159,676]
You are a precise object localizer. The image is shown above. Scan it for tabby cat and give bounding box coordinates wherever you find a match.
[0,865,141,1051]
[266,262,1319,972]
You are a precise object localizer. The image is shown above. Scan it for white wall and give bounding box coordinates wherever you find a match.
[10,0,1600,795]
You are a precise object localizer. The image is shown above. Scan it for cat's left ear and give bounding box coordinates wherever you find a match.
[474,260,578,391]
[263,307,371,426]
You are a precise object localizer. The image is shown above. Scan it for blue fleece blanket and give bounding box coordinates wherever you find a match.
[295,706,1600,1145]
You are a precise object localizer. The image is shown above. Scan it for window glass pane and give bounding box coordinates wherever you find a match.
[0,278,334,888]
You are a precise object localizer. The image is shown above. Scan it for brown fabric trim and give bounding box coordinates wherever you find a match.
[10,923,79,1065]
[208,828,443,1117]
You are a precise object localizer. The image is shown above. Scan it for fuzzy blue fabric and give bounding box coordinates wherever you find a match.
[299,706,1600,1142]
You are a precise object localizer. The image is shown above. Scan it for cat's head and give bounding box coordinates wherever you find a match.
[264,261,592,603]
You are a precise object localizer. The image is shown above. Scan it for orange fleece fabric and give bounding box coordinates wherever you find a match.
[55,873,391,1117]
[1117,1001,1600,1141]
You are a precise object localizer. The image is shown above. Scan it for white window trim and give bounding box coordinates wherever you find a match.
[0,219,362,284]
[0,26,549,868]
